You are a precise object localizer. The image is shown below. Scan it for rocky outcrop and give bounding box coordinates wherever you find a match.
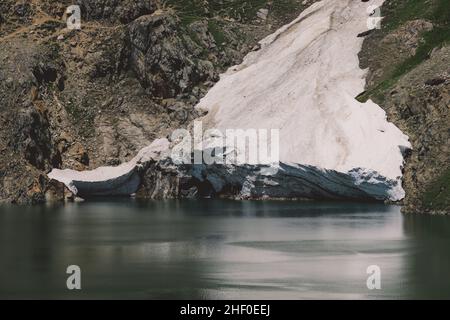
[359,0,450,214]
[384,47,449,214]
[2,0,309,204]
[361,19,434,88]
[136,159,184,199]
[0,37,63,203]
[128,12,218,98]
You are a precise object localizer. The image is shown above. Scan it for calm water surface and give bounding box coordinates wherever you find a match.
[1,200,450,299]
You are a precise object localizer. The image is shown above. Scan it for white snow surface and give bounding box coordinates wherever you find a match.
[197,0,410,186]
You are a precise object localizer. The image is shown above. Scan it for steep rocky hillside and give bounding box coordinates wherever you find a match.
[359,0,450,214]
[1,0,448,215]
[0,0,314,204]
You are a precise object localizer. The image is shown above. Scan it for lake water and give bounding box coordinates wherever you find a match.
[1,200,450,299]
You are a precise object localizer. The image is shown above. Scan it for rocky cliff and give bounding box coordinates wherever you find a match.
[359,0,449,214]
[0,0,314,204]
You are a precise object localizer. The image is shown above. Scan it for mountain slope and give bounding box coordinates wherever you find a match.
[48,0,412,202]
[0,0,315,203]
[359,0,450,214]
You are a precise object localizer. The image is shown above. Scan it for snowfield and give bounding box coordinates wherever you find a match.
[48,0,411,201]
[197,0,409,184]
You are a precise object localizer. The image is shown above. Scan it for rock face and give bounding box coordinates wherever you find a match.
[128,12,217,98]
[363,19,434,88]
[2,0,309,204]
[136,159,184,199]
[383,47,450,214]
[0,38,63,204]
[359,0,450,214]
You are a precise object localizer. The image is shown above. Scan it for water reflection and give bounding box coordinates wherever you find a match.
[403,214,450,299]
[0,200,449,299]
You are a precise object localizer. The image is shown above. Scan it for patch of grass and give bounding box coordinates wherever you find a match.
[166,0,266,22]
[167,0,303,23]
[169,0,306,54]
[271,0,303,19]
[382,0,449,31]
[208,20,226,46]
[64,98,81,119]
[64,97,95,138]
[392,27,450,78]
[358,0,450,103]
[389,0,450,79]
[179,14,202,28]
[208,0,267,21]
[422,169,450,211]
[169,1,268,54]
[363,0,450,212]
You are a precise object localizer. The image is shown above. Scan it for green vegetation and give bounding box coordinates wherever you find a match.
[207,20,226,46]
[166,0,306,65]
[382,0,450,31]
[167,0,304,28]
[358,0,450,213]
[64,97,95,138]
[422,169,450,212]
[357,0,450,103]
[166,0,266,23]
[271,0,303,19]
[392,26,450,77]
